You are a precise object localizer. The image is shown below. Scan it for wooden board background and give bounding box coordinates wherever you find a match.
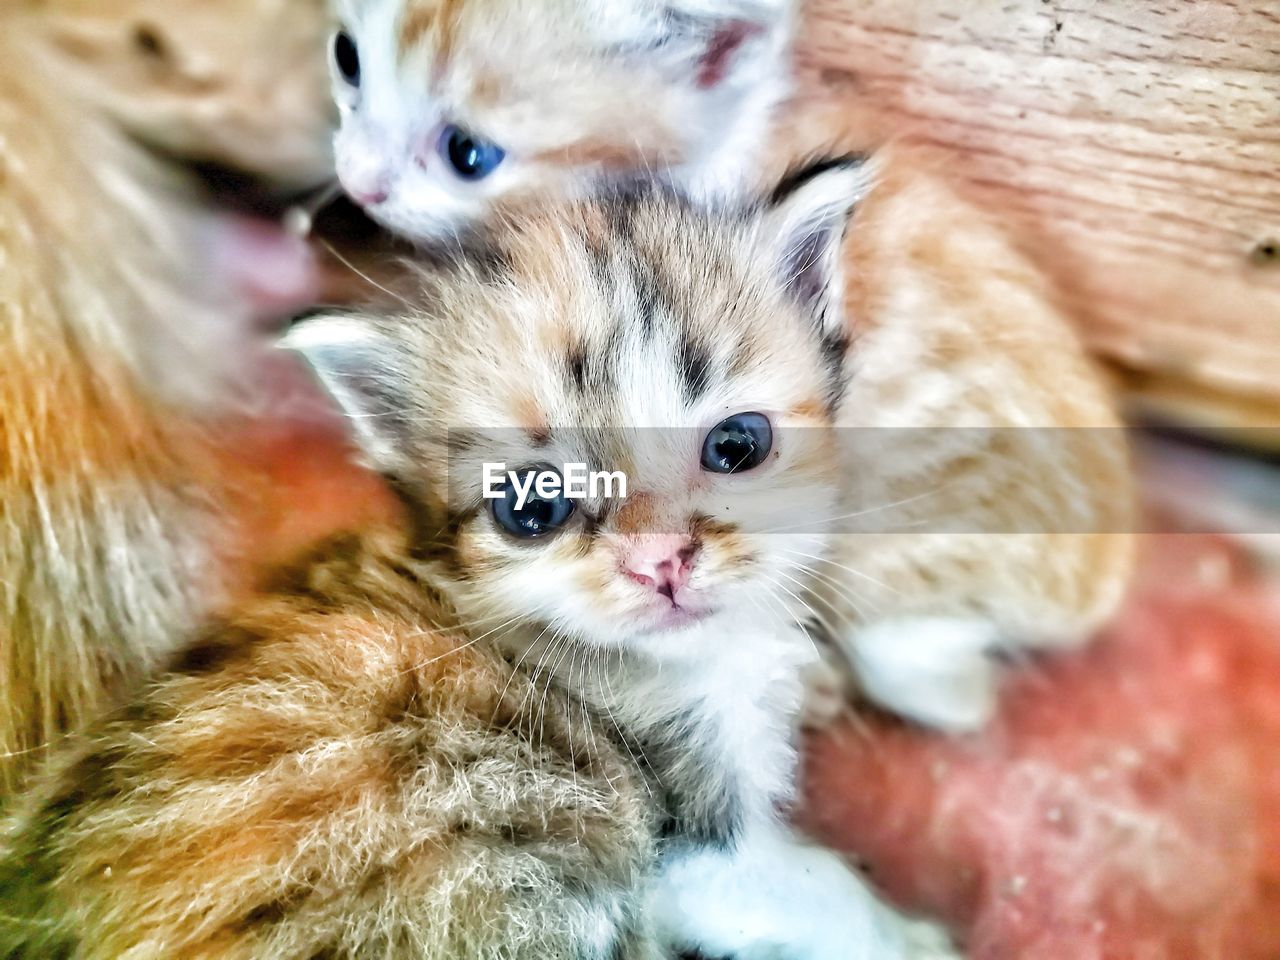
[794,0,1280,428]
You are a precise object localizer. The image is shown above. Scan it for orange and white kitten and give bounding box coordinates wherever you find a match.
[814,152,1135,733]
[0,2,330,795]
[30,0,334,187]
[327,0,793,241]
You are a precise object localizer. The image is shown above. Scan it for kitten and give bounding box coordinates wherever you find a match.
[326,0,793,242]
[0,4,330,795]
[816,150,1135,732]
[0,160,954,958]
[286,158,956,956]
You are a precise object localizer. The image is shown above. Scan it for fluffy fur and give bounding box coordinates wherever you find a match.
[817,152,1136,732]
[0,529,661,959]
[325,0,1134,733]
[27,0,334,185]
[328,0,793,241]
[0,4,330,796]
[0,162,951,958]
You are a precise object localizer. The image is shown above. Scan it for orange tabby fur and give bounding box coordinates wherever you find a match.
[329,0,792,240]
[0,3,338,796]
[0,528,659,959]
[813,146,1135,729]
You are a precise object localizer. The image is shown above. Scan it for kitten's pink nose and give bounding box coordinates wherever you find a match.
[336,157,391,207]
[621,536,698,603]
[350,186,388,206]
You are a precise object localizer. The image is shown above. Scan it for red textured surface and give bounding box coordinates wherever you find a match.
[799,535,1280,959]
[207,352,401,595]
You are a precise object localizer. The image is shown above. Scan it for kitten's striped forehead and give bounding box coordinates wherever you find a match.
[419,187,842,441]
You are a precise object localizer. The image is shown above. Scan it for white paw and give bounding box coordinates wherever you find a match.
[901,917,965,959]
[799,654,850,730]
[648,827,935,960]
[839,617,1003,733]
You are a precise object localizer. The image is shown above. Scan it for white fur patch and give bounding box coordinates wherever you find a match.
[648,824,961,959]
[840,616,1004,733]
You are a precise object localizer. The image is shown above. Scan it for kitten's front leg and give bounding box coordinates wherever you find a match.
[648,825,961,960]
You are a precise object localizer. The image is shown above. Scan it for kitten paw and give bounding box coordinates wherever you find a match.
[901,918,965,959]
[799,655,850,730]
[840,617,1003,733]
[649,828,933,960]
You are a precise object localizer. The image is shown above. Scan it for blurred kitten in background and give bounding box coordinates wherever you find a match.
[0,0,336,796]
[325,0,793,241]
[817,151,1135,733]
[30,0,335,186]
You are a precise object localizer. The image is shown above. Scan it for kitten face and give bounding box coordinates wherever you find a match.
[288,160,867,660]
[329,0,790,242]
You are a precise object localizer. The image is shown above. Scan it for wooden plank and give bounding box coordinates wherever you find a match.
[792,0,1280,418]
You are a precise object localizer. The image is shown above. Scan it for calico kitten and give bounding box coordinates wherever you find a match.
[0,4,330,795]
[326,0,793,241]
[286,158,955,956]
[0,161,953,958]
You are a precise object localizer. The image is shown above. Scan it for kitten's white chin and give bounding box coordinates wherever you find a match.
[637,600,717,635]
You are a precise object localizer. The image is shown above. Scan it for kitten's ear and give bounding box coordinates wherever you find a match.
[764,156,871,338]
[281,315,415,474]
[663,2,782,89]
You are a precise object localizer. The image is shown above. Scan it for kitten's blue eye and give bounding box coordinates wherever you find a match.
[492,469,576,539]
[441,125,506,180]
[701,413,773,474]
[332,30,360,87]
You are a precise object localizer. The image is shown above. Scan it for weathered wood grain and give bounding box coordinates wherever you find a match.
[794,0,1280,422]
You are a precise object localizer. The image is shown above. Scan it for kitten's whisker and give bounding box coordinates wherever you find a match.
[315,236,419,311]
[591,652,651,799]
[783,559,880,624]
[516,630,562,751]
[777,563,860,622]
[564,643,582,832]
[754,572,824,662]
[405,612,524,674]
[487,619,557,727]
[599,657,662,794]
[578,648,620,798]
[756,488,947,534]
[780,548,903,598]
[540,629,579,761]
[766,570,829,656]
[0,738,63,760]
[530,629,575,755]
